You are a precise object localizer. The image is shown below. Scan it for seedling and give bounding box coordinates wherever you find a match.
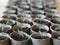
[39,31,44,38]
[57,18,60,22]
[39,31,47,38]
[55,27,60,31]
[39,31,42,35]
[16,17,19,21]
[17,29,24,37]
[35,18,42,21]
[6,16,11,24]
[22,18,26,22]
[1,24,5,31]
[17,24,22,28]
[6,19,10,24]
[37,24,42,29]
[58,36,60,40]
[20,17,25,22]
[39,31,43,36]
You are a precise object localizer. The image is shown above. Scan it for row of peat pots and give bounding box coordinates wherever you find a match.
[0,14,60,45]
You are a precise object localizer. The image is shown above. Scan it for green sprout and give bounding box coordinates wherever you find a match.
[55,27,60,31]
[37,24,42,29]
[1,24,5,31]
[18,24,22,28]
[17,29,21,34]
[17,23,23,31]
[16,17,19,21]
[39,31,43,37]
[39,31,46,38]
[21,17,25,22]
[17,29,24,37]
[39,31,44,38]
[58,36,60,40]
[57,18,60,22]
[6,19,10,24]
[39,31,42,35]
[6,16,11,24]
[35,18,42,21]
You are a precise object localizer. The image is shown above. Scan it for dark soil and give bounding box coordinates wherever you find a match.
[32,35,48,39]
[0,26,10,32]
[52,25,60,31]
[0,36,7,40]
[32,25,48,32]
[0,20,15,26]
[11,34,28,41]
[13,26,32,35]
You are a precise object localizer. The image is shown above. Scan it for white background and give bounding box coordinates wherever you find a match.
[0,0,9,19]
[0,0,9,6]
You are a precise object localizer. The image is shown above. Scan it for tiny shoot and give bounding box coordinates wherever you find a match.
[35,18,42,21]
[39,31,43,37]
[1,24,5,31]
[6,19,10,24]
[39,31,46,38]
[37,24,42,29]
[58,36,60,40]
[55,27,60,31]
[16,17,19,21]
[57,18,60,22]
[17,29,24,37]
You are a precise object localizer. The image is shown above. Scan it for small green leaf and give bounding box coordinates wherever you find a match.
[55,28,58,30]
[35,18,42,21]
[37,24,42,29]
[16,18,19,21]
[18,24,22,28]
[39,31,45,38]
[55,27,60,31]
[57,18,60,22]
[1,24,4,31]
[6,19,10,24]
[58,36,60,40]
[39,31,42,34]
[39,31,42,36]
[17,29,20,34]
[17,29,23,37]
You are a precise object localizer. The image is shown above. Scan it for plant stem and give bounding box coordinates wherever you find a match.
[17,29,23,37]
[1,24,4,31]
[6,19,10,24]
[58,36,60,40]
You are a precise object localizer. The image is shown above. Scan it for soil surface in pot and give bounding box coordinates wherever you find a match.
[33,18,51,27]
[2,15,18,20]
[0,36,7,40]
[13,25,32,35]
[17,18,33,26]
[11,33,28,41]
[51,25,60,31]
[0,25,11,33]
[51,18,60,24]
[32,25,49,32]
[31,33,49,39]
[0,19,16,26]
